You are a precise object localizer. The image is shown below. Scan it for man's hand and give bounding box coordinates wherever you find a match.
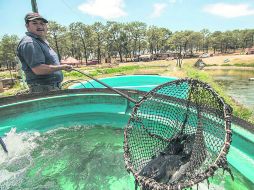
[61,64,73,72]
[32,64,73,75]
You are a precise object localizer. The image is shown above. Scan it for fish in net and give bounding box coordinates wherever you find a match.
[124,78,233,190]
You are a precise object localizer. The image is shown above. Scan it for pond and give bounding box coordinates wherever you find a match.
[206,70,254,110]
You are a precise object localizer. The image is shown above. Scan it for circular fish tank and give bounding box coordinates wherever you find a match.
[69,75,177,92]
[0,75,253,190]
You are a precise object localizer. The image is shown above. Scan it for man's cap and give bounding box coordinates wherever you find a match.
[25,13,48,23]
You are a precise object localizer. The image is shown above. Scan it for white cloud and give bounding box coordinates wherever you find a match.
[78,0,127,20]
[203,3,254,18]
[150,3,167,18]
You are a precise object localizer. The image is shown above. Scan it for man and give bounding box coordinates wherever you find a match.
[17,12,72,93]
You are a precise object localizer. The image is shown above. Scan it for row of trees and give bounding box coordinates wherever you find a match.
[0,20,254,70]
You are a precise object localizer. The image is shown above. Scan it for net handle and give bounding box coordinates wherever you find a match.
[71,69,137,103]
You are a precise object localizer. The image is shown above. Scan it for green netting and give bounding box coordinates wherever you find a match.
[124,79,233,190]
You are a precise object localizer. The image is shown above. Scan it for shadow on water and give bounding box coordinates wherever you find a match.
[206,70,254,110]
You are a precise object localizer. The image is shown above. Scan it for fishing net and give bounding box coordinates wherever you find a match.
[124,78,233,190]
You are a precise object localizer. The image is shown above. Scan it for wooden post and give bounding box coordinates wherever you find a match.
[0,80,4,93]
[31,0,38,13]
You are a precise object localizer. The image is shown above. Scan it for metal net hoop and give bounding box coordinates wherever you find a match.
[124,78,232,190]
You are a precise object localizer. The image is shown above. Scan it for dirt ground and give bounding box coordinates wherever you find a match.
[86,54,254,75]
[195,54,254,65]
[116,54,254,68]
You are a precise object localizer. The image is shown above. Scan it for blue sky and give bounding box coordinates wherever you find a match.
[1,0,254,38]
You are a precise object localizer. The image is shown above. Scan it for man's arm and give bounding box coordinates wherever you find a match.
[32,64,72,75]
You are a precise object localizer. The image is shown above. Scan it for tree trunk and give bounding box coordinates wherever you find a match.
[81,38,88,64]
[54,35,61,61]
[118,48,123,63]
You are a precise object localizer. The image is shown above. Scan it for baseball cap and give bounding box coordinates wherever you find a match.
[25,12,48,23]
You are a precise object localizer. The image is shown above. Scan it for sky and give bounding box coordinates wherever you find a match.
[0,0,254,38]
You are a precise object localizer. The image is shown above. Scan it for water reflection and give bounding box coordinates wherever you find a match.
[206,70,254,110]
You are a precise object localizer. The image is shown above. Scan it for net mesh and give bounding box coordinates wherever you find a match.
[124,78,233,190]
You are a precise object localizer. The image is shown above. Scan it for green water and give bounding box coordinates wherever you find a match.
[206,69,254,110]
[70,75,177,92]
[0,126,135,190]
[0,126,253,190]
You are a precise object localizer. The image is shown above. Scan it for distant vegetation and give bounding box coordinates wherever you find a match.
[0,20,254,70]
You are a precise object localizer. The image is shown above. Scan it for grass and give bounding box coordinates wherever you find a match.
[63,65,141,80]
[210,63,254,67]
[0,70,16,79]
[96,65,140,74]
[234,63,254,67]
[1,81,27,96]
[205,64,218,67]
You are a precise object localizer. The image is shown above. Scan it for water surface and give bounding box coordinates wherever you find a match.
[0,126,253,190]
[206,70,254,110]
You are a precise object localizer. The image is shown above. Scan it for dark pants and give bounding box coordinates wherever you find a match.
[28,83,61,93]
